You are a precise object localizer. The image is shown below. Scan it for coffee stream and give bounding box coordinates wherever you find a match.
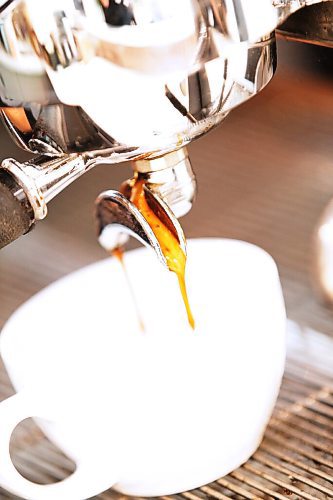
[112,247,145,332]
[112,176,195,330]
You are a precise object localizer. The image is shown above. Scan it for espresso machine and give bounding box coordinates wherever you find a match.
[0,0,332,266]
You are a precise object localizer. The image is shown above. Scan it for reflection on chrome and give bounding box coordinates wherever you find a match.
[0,0,330,244]
[0,0,278,161]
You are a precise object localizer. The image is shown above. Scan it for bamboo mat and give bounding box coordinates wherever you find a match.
[0,42,333,498]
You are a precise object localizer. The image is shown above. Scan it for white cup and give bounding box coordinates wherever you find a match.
[0,239,286,500]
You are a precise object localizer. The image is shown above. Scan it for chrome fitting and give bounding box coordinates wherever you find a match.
[1,154,88,221]
[132,147,196,218]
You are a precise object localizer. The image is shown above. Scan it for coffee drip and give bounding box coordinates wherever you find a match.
[129,176,194,329]
[109,174,195,330]
[112,247,146,332]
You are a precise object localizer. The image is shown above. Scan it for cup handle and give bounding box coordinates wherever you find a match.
[0,392,118,500]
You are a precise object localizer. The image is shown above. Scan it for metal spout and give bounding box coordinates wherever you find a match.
[95,148,195,266]
[95,185,187,268]
[133,148,196,218]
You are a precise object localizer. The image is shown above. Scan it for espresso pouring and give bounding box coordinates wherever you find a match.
[115,175,195,330]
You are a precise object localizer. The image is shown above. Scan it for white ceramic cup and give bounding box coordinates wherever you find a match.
[0,239,286,500]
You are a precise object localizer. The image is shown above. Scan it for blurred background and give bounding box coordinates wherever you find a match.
[1,39,333,336]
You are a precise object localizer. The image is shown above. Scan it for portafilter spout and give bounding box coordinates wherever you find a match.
[95,187,187,269]
[95,148,194,265]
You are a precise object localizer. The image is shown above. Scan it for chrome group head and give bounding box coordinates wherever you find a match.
[0,0,279,160]
[0,0,329,257]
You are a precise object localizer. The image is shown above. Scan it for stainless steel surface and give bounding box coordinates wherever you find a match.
[278,3,333,47]
[96,186,187,268]
[0,105,119,156]
[1,321,332,499]
[1,155,88,220]
[133,148,197,219]
[0,0,277,158]
[209,0,332,43]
